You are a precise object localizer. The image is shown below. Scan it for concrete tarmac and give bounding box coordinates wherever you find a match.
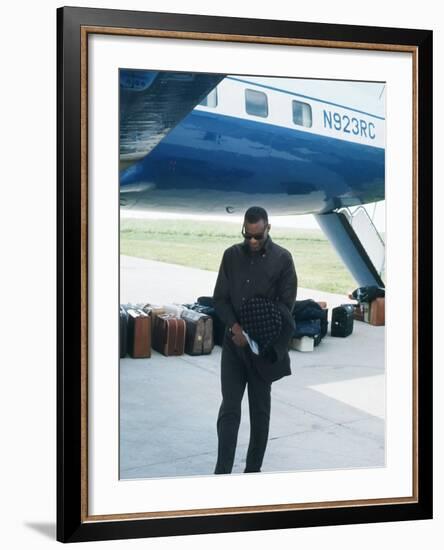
[120,255,385,479]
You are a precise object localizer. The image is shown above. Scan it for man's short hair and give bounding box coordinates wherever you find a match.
[244,206,269,225]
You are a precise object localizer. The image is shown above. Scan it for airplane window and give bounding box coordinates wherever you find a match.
[292,101,312,127]
[199,88,218,108]
[245,89,268,117]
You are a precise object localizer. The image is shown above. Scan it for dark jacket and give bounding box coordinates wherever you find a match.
[213,236,297,383]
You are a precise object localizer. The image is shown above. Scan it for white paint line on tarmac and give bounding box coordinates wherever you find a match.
[309,374,385,419]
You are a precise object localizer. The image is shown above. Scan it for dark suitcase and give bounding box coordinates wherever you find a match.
[184,300,225,346]
[196,297,225,346]
[127,308,151,358]
[331,304,354,337]
[317,303,329,340]
[153,314,186,356]
[119,306,128,358]
[181,309,214,355]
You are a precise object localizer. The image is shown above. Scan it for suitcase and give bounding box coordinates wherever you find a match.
[362,302,370,323]
[142,304,166,335]
[181,309,214,355]
[153,314,186,356]
[353,303,370,323]
[119,306,128,358]
[121,303,147,356]
[318,307,328,339]
[353,303,364,322]
[127,308,151,358]
[187,299,226,346]
[331,304,354,337]
[370,297,385,326]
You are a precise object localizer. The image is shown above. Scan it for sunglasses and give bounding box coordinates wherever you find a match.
[242,226,268,241]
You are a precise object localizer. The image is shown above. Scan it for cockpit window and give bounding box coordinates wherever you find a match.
[199,87,218,108]
[292,100,312,127]
[245,89,268,118]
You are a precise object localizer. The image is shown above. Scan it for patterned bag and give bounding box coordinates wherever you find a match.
[239,297,282,356]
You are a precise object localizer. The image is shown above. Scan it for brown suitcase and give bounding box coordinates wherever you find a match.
[127,309,151,358]
[153,314,186,356]
[142,304,166,335]
[181,309,214,355]
[370,297,385,326]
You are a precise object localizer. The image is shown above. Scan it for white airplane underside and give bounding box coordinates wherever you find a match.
[119,70,386,287]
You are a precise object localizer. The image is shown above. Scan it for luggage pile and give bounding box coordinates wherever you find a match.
[349,286,385,326]
[120,290,384,358]
[289,297,362,349]
[119,297,225,359]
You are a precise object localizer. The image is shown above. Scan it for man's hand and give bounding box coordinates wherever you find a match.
[230,323,248,347]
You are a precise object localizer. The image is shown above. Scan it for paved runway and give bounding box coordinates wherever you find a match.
[119,255,385,480]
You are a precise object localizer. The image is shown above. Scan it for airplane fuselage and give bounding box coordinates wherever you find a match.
[119,76,385,215]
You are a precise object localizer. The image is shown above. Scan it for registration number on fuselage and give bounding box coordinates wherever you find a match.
[323,110,376,140]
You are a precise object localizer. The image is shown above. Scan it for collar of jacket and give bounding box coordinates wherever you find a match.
[242,235,272,256]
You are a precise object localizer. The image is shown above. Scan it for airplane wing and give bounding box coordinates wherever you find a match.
[119,70,225,169]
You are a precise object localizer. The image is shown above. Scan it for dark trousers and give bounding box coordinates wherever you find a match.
[214,335,272,474]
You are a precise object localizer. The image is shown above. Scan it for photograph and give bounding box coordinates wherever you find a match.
[118,70,387,481]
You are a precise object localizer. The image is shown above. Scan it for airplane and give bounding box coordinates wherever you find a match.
[119,70,386,288]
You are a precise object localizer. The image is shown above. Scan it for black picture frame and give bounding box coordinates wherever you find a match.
[57,6,433,543]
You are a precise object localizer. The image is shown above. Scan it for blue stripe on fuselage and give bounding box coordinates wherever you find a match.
[120,110,384,213]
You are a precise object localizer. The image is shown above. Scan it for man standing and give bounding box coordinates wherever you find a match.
[213,206,297,474]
